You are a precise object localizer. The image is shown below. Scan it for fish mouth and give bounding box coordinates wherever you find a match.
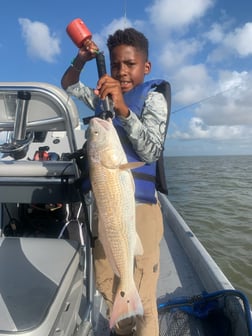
[91,117,111,131]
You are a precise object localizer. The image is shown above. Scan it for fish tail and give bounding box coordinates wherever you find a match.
[109,282,144,329]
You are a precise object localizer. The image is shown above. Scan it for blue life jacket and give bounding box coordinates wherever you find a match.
[95,79,169,203]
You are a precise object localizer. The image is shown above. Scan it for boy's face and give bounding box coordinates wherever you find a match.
[110,44,151,93]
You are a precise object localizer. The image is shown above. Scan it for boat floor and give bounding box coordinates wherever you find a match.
[158,212,204,304]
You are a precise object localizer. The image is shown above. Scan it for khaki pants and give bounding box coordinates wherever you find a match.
[93,202,164,336]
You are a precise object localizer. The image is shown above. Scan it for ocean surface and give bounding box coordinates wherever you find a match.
[164,155,252,304]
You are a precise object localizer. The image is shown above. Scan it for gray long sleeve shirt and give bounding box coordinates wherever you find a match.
[66,81,168,164]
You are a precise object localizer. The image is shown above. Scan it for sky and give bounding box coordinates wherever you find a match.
[1,0,252,156]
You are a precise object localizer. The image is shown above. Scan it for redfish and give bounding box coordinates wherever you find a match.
[86,117,144,328]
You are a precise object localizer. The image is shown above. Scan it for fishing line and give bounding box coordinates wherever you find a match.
[172,84,242,114]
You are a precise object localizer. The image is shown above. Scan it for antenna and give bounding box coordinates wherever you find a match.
[123,0,127,28]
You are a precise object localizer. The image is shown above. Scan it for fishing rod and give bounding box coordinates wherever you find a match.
[66,18,113,120]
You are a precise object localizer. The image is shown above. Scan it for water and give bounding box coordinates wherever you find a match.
[164,155,252,304]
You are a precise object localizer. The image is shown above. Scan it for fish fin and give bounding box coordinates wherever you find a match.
[119,162,145,170]
[109,282,143,329]
[134,232,144,255]
[101,149,124,169]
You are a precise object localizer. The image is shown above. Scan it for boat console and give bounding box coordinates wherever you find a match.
[0,82,83,203]
[0,82,94,336]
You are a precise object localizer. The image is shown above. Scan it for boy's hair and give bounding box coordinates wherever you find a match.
[107,28,149,60]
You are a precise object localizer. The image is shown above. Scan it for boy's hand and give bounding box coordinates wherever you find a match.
[61,39,99,89]
[78,39,99,62]
[95,75,129,118]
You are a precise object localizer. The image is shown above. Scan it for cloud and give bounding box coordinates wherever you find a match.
[225,22,252,57]
[195,71,252,126]
[93,17,137,54]
[103,17,133,35]
[206,21,252,62]
[170,68,252,144]
[149,8,252,131]
[146,0,213,30]
[205,22,225,43]
[158,38,202,69]
[172,64,214,106]
[19,18,60,62]
[172,117,252,141]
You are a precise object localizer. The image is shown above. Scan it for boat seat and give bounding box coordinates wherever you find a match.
[0,160,81,203]
[0,237,83,335]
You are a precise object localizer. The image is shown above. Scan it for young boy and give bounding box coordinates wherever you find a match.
[61,27,170,336]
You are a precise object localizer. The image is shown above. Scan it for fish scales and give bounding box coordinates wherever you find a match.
[87,117,144,328]
[91,159,135,277]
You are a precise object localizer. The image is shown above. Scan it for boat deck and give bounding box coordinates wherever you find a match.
[158,212,204,304]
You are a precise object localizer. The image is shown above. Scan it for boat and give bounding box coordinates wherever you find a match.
[0,82,251,336]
